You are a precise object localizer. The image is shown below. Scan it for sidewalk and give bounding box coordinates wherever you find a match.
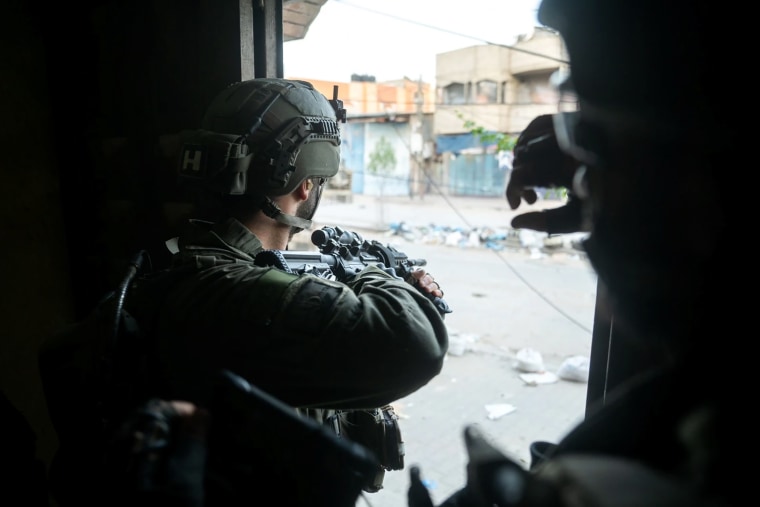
[300,192,588,258]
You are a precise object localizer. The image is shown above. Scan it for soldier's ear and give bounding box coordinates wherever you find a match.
[295,179,313,200]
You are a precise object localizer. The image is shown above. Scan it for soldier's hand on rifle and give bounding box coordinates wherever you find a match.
[506,114,588,234]
[109,399,209,507]
[407,268,444,299]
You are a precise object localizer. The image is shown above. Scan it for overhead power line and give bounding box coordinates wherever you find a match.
[333,0,569,64]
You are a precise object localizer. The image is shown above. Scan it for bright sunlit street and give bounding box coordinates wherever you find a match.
[309,193,598,506]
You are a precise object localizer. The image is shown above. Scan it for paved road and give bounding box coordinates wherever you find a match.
[302,193,599,507]
[356,243,595,507]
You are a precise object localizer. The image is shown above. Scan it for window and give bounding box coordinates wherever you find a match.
[443,82,466,105]
[475,80,498,104]
[516,75,558,105]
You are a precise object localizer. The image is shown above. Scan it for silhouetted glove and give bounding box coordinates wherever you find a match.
[422,425,532,507]
[408,466,435,507]
[511,194,586,234]
[506,114,588,233]
[107,399,209,507]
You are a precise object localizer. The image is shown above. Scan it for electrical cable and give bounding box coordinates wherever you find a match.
[333,0,568,64]
[370,124,593,335]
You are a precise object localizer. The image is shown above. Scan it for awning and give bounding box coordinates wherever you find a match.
[435,133,497,154]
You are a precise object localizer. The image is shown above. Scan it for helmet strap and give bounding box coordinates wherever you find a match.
[260,197,313,230]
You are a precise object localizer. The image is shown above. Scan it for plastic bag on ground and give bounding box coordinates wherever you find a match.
[513,347,545,373]
[557,355,590,382]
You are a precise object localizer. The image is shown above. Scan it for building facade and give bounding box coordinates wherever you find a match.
[287,27,568,198]
[287,76,437,198]
[435,27,569,196]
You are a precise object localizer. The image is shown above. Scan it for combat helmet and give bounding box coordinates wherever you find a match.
[178,78,346,228]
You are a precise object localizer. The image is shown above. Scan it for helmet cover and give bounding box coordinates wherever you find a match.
[179,78,343,197]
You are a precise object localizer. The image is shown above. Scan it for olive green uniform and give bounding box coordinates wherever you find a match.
[127,217,449,409]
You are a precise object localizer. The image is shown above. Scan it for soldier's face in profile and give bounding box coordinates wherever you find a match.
[289,177,326,238]
[298,178,325,220]
[576,109,721,348]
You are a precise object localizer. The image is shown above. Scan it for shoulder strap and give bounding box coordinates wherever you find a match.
[105,250,151,373]
[254,249,294,273]
[39,249,156,503]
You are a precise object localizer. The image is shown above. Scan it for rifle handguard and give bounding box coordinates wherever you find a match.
[256,226,452,316]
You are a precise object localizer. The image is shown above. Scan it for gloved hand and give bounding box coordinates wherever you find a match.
[408,466,435,507]
[107,399,209,507]
[506,114,588,233]
[408,425,531,507]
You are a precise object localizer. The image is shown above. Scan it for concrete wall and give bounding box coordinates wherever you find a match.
[434,27,567,136]
[1,0,268,479]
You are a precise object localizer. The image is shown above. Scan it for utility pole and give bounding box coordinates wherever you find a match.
[411,77,425,199]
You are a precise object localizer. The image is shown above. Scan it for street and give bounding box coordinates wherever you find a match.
[356,240,596,507]
[307,194,599,506]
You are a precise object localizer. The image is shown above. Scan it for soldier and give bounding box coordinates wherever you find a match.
[131,78,448,408]
[42,78,449,506]
[410,0,742,506]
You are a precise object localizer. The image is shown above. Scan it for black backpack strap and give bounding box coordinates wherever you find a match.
[253,249,294,273]
[39,249,155,505]
[103,250,151,375]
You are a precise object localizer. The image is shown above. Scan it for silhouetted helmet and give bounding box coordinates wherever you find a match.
[537,0,731,348]
[538,0,725,128]
[178,78,346,199]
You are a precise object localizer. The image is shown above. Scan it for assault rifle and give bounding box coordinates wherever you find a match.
[254,226,452,316]
[207,369,380,507]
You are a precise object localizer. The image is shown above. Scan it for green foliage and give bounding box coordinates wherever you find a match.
[544,187,569,200]
[366,136,397,176]
[457,112,517,153]
[458,112,569,200]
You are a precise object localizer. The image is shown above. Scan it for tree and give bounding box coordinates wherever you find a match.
[458,113,567,200]
[457,112,517,153]
[367,136,397,190]
[366,136,397,228]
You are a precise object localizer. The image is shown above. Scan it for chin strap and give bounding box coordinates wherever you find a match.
[261,197,313,230]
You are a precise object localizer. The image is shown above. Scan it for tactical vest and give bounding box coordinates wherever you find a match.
[39,248,404,500]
